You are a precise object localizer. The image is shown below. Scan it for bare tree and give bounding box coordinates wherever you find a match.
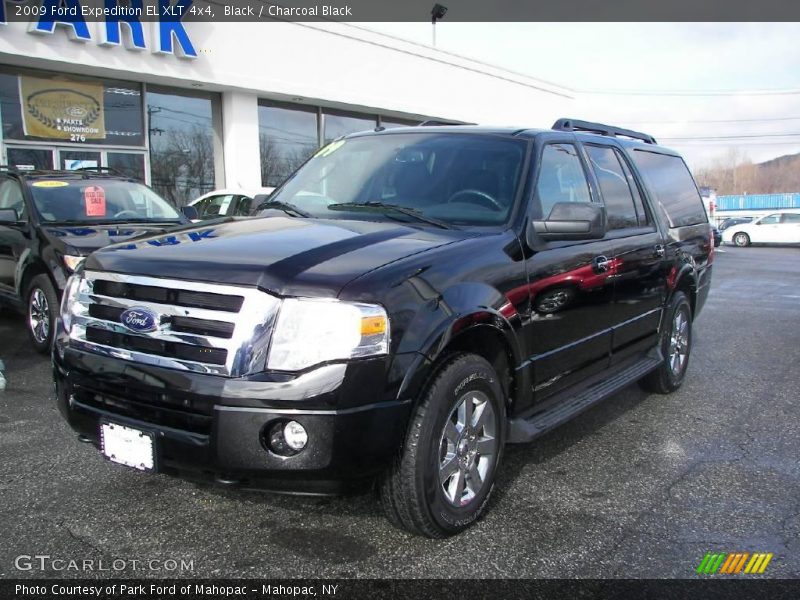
[695,149,800,195]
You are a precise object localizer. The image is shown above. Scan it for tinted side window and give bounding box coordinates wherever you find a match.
[631,151,706,227]
[759,214,781,225]
[585,145,638,230]
[535,144,591,219]
[0,178,26,220]
[782,213,800,223]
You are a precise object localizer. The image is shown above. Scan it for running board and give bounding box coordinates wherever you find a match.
[507,356,662,443]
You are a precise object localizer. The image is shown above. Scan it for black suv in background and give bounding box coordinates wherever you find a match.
[54,120,713,537]
[0,168,187,352]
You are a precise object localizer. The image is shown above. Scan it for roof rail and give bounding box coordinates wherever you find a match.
[552,118,657,145]
[418,120,475,127]
[74,166,125,176]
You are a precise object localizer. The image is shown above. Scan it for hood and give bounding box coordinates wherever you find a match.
[42,224,179,254]
[85,216,471,297]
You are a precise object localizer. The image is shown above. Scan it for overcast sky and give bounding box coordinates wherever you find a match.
[366,23,800,169]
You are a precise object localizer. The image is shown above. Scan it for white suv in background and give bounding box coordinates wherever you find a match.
[722,210,800,246]
[187,187,275,221]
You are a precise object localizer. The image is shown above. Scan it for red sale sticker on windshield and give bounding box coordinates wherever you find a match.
[84,186,106,217]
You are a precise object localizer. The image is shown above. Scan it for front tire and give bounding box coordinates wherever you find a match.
[733,232,750,247]
[380,353,506,537]
[26,274,59,355]
[640,291,692,394]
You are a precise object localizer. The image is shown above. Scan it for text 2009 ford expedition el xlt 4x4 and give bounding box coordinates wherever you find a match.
[54,119,713,537]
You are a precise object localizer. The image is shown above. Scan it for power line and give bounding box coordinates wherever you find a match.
[582,88,800,97]
[662,133,800,141]
[666,140,800,146]
[627,116,800,125]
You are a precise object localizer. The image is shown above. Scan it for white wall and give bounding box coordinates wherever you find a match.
[0,20,575,186]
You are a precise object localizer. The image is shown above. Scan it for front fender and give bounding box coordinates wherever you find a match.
[398,281,523,363]
[388,281,527,408]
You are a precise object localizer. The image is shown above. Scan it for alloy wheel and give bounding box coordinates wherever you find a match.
[438,390,497,507]
[28,287,50,344]
[668,308,689,376]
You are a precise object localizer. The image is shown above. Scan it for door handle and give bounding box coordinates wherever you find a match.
[592,255,612,273]
[654,244,665,258]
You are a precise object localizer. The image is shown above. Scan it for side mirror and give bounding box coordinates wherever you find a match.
[252,193,272,211]
[0,208,19,223]
[528,202,606,245]
[180,205,199,220]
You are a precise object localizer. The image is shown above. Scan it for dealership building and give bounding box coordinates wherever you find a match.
[0,15,573,205]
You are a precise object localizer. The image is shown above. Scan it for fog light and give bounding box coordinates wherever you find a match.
[264,420,308,457]
[284,421,308,450]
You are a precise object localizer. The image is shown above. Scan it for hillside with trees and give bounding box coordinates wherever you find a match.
[694,150,800,195]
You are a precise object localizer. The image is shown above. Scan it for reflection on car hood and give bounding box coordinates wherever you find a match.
[42,224,179,252]
[85,216,472,297]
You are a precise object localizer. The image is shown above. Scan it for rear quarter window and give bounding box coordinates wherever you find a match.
[631,150,707,228]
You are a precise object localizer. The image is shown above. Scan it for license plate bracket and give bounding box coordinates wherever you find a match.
[100,421,156,472]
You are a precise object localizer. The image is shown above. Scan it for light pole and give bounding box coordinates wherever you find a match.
[431,3,447,47]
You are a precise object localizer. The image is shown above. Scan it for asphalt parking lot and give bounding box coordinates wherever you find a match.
[1,245,798,579]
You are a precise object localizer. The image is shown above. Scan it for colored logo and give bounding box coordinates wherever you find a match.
[120,307,159,333]
[696,552,773,575]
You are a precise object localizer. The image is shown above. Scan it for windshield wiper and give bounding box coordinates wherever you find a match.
[257,200,311,218]
[326,201,453,230]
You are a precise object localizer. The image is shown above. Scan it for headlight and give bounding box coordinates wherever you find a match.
[60,274,82,334]
[267,298,389,371]
[62,255,85,272]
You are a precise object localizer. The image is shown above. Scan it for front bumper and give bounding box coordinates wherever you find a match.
[53,333,414,494]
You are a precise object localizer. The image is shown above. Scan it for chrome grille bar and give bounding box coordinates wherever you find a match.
[68,271,281,377]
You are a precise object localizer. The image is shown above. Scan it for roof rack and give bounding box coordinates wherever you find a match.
[418,120,475,127]
[552,118,657,145]
[74,166,125,176]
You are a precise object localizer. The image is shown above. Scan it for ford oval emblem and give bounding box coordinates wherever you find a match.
[119,307,159,333]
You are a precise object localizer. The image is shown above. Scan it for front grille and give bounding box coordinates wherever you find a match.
[88,305,235,339]
[85,326,228,365]
[69,271,281,376]
[73,385,213,435]
[93,280,243,312]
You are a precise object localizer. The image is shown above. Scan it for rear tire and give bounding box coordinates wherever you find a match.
[380,353,506,537]
[733,232,750,247]
[26,274,59,355]
[640,291,692,394]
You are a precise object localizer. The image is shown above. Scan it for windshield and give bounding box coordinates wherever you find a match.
[268,133,527,227]
[29,178,181,224]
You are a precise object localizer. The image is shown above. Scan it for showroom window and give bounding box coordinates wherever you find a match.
[0,68,144,147]
[147,87,220,207]
[257,101,425,188]
[258,101,319,188]
[323,109,377,144]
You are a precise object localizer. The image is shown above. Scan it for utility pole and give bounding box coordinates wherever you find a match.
[431,4,447,47]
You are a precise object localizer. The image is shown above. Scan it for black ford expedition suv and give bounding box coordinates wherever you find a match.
[54,120,713,537]
[0,168,187,353]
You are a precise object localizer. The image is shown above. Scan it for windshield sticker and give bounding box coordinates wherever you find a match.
[32,181,69,188]
[84,186,106,217]
[314,139,346,158]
